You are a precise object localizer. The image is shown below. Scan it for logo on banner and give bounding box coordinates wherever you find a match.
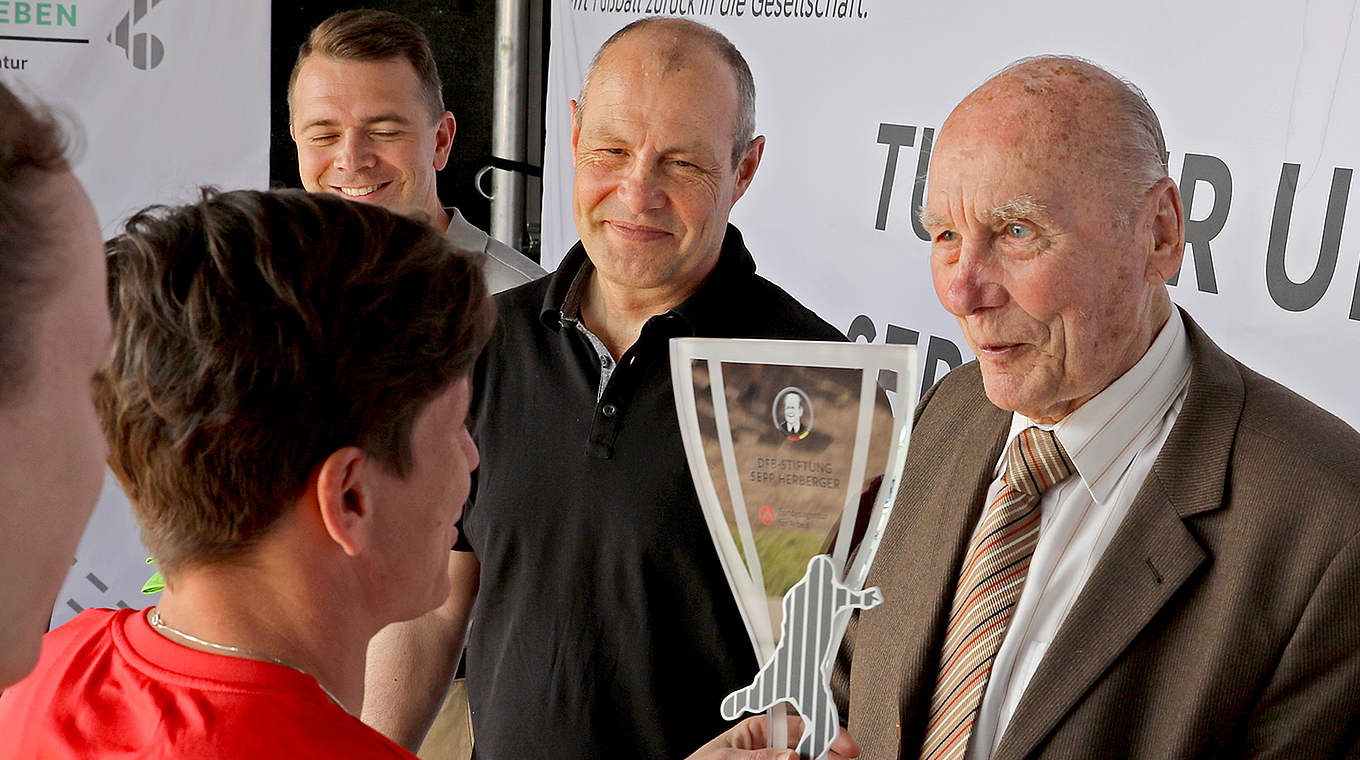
[106,0,165,70]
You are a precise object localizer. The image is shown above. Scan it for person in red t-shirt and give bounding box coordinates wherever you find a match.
[0,189,487,759]
[0,188,856,760]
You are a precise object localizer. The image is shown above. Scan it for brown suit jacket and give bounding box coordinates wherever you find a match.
[835,314,1360,759]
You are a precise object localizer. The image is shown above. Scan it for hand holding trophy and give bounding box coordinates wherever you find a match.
[671,339,916,760]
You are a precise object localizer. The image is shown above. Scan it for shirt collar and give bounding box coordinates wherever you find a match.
[539,241,590,329]
[1003,309,1192,503]
[441,207,489,255]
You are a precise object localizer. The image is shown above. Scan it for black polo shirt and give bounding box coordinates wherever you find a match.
[460,225,844,759]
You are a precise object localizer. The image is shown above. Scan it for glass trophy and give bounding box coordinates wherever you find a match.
[670,339,917,760]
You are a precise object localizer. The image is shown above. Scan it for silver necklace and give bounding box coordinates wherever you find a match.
[147,607,347,712]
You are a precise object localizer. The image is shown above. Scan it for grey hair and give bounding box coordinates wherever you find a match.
[575,17,756,168]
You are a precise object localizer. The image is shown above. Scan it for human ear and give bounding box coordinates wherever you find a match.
[730,135,766,206]
[570,100,581,154]
[315,447,370,558]
[432,112,456,171]
[1144,176,1186,284]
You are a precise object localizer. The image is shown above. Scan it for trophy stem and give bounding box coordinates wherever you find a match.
[769,702,789,751]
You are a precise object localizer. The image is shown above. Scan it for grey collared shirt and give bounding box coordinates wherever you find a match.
[444,207,547,293]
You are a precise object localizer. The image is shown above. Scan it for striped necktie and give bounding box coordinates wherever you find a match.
[920,426,1075,760]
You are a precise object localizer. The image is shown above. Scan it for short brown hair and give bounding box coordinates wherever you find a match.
[96,189,493,574]
[288,9,445,122]
[0,81,70,405]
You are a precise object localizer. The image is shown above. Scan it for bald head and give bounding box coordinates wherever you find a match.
[946,56,1168,211]
[576,17,756,167]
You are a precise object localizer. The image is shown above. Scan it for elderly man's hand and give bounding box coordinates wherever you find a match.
[686,714,860,760]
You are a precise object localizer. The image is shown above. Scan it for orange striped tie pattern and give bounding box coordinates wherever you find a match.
[920,427,1074,760]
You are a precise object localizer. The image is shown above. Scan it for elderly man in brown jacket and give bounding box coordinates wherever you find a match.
[835,56,1360,760]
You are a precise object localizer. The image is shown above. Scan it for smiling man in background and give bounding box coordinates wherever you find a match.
[288,9,544,293]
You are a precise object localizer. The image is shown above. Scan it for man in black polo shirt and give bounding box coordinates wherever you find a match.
[363,17,844,758]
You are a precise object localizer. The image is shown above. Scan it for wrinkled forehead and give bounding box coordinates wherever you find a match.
[941,77,1094,162]
[583,36,739,127]
[926,79,1122,207]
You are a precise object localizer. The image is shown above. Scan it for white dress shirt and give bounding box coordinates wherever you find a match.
[965,311,1192,760]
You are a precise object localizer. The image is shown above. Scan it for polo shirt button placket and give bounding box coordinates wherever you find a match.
[587,398,619,457]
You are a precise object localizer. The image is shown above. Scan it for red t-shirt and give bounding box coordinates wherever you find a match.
[0,608,416,759]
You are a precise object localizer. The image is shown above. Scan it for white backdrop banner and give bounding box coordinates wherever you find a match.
[544,0,1360,433]
[2,0,271,625]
